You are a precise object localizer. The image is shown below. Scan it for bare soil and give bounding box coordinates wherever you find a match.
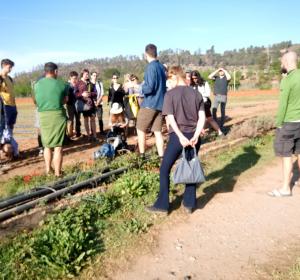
[110,158,300,280]
[0,90,279,182]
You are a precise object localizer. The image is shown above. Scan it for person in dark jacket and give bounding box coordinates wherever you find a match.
[76,69,97,142]
[108,74,125,107]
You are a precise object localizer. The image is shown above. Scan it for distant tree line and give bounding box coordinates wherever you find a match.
[13,41,300,97]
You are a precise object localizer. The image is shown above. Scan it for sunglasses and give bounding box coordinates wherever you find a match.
[192,77,198,80]
[112,77,118,79]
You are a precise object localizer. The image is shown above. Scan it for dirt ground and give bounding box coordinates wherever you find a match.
[0,90,279,182]
[110,158,300,280]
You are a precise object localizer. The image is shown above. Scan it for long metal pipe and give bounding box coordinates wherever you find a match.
[0,167,127,223]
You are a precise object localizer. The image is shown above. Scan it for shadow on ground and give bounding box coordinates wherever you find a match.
[170,145,261,212]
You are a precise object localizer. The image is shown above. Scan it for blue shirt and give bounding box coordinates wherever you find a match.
[141,60,166,111]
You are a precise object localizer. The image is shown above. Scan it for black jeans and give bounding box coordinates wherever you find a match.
[96,105,104,133]
[75,111,81,136]
[153,132,201,211]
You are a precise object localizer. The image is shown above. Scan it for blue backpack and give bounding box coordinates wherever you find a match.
[94,143,115,159]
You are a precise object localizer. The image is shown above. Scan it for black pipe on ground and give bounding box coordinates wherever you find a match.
[0,167,127,223]
[0,168,110,210]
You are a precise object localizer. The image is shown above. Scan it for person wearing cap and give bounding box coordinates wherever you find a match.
[208,67,231,129]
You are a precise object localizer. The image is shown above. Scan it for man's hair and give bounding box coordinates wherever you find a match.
[81,68,89,77]
[91,71,97,75]
[168,65,185,80]
[44,62,58,73]
[1,59,15,68]
[145,44,157,58]
[69,71,78,77]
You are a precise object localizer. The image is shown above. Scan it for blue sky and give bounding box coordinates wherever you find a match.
[1,0,299,74]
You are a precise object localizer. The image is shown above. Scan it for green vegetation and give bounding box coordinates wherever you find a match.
[12,41,300,97]
[0,134,276,280]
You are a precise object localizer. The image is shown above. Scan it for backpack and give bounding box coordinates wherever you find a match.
[0,75,13,87]
[93,143,115,159]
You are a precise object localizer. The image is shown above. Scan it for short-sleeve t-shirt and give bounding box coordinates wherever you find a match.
[162,85,204,133]
[34,77,68,112]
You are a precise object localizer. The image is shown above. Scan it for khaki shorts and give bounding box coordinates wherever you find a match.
[136,108,162,132]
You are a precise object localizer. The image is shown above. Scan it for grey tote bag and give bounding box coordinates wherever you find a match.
[173,147,205,185]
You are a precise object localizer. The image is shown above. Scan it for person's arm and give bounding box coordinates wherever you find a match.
[208,69,219,80]
[221,68,231,81]
[166,114,190,147]
[276,80,290,127]
[63,83,69,104]
[120,117,129,128]
[142,65,156,96]
[108,87,112,103]
[32,84,37,105]
[202,82,211,98]
[190,110,206,147]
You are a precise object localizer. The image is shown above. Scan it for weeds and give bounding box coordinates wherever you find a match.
[227,116,275,139]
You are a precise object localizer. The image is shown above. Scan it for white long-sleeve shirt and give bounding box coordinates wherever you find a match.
[194,82,211,102]
[95,81,104,105]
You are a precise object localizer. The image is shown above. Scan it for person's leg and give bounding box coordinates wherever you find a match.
[206,117,223,135]
[152,112,164,157]
[280,157,293,194]
[84,116,90,136]
[75,111,81,137]
[137,129,146,154]
[136,108,154,156]
[154,131,164,157]
[43,147,52,174]
[152,133,182,211]
[97,106,104,133]
[220,101,227,128]
[53,146,63,177]
[66,105,74,138]
[90,115,97,138]
[212,96,219,122]
[182,140,201,210]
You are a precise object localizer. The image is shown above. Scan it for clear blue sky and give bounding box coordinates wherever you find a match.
[1,0,299,73]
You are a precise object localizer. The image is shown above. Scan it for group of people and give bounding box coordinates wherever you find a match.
[2,44,298,213]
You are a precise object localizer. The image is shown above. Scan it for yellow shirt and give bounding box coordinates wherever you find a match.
[0,75,16,106]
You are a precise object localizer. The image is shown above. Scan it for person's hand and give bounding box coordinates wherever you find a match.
[82,91,90,98]
[189,135,199,147]
[179,135,190,147]
[200,129,206,137]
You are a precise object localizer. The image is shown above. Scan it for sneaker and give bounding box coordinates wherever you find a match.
[38,148,44,156]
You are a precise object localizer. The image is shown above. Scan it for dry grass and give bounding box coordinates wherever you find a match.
[227,116,275,140]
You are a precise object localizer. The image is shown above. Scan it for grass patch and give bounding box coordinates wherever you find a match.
[0,134,275,279]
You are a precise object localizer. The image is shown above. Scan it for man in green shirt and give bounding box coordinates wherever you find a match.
[269,51,300,197]
[34,62,68,177]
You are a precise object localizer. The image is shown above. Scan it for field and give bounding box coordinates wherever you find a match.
[4,88,296,280]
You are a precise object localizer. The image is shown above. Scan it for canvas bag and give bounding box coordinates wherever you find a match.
[75,99,91,112]
[173,147,205,185]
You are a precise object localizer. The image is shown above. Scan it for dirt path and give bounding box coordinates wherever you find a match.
[111,159,300,280]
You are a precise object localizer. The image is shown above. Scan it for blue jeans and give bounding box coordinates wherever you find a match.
[153,132,201,211]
